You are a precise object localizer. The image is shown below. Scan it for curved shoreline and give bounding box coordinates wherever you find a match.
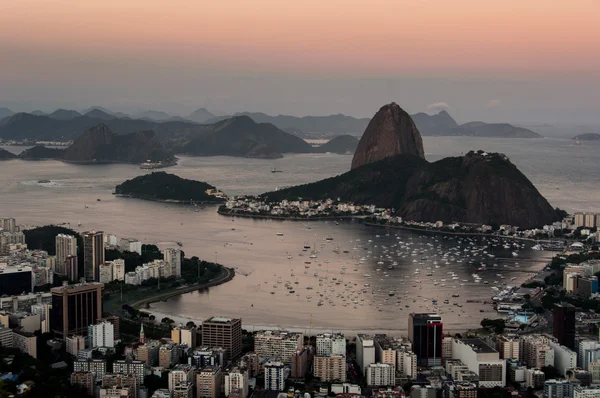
[114,193,225,205]
[125,267,235,310]
[217,209,361,221]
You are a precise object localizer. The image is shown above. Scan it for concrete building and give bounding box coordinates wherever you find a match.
[255,330,303,365]
[159,343,183,369]
[135,340,161,366]
[196,366,223,398]
[13,328,37,358]
[171,325,196,349]
[240,352,260,378]
[290,347,309,379]
[578,339,600,370]
[99,387,130,398]
[102,373,137,398]
[66,335,86,356]
[264,361,287,391]
[397,349,417,378]
[525,368,545,389]
[164,248,182,278]
[73,359,107,380]
[548,341,577,376]
[168,365,194,391]
[109,259,126,281]
[56,234,77,275]
[224,367,248,398]
[30,302,51,333]
[589,360,600,384]
[172,382,193,398]
[519,334,555,368]
[408,313,443,367]
[99,263,114,283]
[316,333,346,356]
[70,371,95,396]
[442,336,453,364]
[83,230,105,282]
[112,359,145,385]
[313,354,346,382]
[553,303,576,350]
[0,326,13,348]
[574,386,600,398]
[451,338,505,388]
[0,265,33,295]
[201,317,242,360]
[495,335,520,360]
[119,238,142,255]
[65,255,78,281]
[50,282,103,338]
[356,334,375,375]
[151,389,172,398]
[331,384,361,395]
[10,313,40,333]
[88,321,115,348]
[544,379,580,398]
[453,382,478,398]
[365,363,394,387]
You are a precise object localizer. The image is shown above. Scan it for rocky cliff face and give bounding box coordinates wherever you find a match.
[351,103,425,170]
[397,151,559,228]
[63,124,174,163]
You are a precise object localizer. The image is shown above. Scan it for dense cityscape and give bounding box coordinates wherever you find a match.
[1,215,600,398]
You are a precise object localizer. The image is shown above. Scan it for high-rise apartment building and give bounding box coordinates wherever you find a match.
[365,363,394,387]
[50,282,103,338]
[316,333,346,356]
[201,317,242,360]
[196,366,223,398]
[71,371,95,396]
[88,321,115,348]
[264,361,287,391]
[409,313,443,367]
[164,248,182,278]
[56,234,77,275]
[254,330,304,365]
[112,359,145,385]
[356,334,375,375]
[172,325,197,349]
[65,255,79,281]
[83,230,105,282]
[313,354,346,382]
[168,365,194,391]
[554,303,576,350]
[224,367,249,398]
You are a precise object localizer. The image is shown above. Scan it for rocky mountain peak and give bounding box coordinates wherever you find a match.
[351,103,425,170]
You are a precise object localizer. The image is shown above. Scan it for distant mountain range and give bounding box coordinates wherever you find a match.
[0,147,17,160]
[0,106,540,144]
[17,124,174,164]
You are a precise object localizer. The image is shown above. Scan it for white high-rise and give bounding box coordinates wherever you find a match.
[88,322,115,348]
[56,234,77,275]
[316,333,346,356]
[164,248,182,278]
[111,259,125,281]
[224,367,249,397]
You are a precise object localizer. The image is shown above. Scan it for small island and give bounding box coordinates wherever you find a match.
[114,171,227,203]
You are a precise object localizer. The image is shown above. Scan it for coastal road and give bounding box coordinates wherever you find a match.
[104,267,235,316]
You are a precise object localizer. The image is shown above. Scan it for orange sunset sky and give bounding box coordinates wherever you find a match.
[1,0,599,123]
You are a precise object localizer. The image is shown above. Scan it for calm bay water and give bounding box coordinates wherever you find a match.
[1,137,599,332]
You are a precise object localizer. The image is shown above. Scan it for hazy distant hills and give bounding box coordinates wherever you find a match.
[0,106,540,143]
[314,135,359,154]
[181,115,313,159]
[206,110,539,138]
[187,108,215,123]
[0,107,14,119]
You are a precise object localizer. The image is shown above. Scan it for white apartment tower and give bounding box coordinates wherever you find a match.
[88,321,115,348]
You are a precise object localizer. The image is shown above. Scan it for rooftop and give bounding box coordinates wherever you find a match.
[460,338,497,354]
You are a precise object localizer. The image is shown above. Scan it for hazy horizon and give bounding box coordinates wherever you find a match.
[1,0,599,125]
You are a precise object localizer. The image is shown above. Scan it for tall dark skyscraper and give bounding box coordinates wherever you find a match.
[50,282,104,338]
[201,316,242,360]
[553,303,576,350]
[408,313,443,367]
[83,231,104,282]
